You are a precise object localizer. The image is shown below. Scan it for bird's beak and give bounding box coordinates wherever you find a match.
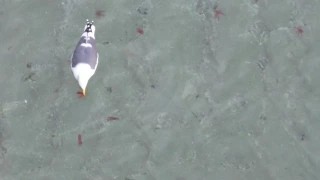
[82,89,86,96]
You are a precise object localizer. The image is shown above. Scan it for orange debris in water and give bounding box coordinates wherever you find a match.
[136,28,144,34]
[107,116,119,121]
[78,134,82,146]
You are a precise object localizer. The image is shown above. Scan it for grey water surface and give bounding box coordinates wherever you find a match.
[0,0,319,179]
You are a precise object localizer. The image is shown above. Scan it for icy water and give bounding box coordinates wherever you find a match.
[0,0,319,179]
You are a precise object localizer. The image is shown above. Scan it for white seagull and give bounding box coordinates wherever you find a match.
[71,19,99,96]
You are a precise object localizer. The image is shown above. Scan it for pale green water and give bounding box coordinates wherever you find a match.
[0,0,319,179]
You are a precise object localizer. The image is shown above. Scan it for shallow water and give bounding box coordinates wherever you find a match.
[0,0,319,179]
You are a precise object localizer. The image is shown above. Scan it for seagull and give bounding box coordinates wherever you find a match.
[71,19,99,97]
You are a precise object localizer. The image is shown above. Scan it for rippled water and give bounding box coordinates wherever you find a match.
[0,0,319,179]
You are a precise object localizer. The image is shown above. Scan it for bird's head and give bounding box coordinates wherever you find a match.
[83,19,96,39]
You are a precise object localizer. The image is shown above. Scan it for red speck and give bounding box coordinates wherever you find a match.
[107,116,119,121]
[78,134,82,146]
[95,10,105,18]
[77,91,85,98]
[136,28,144,34]
[214,9,224,21]
[296,26,303,35]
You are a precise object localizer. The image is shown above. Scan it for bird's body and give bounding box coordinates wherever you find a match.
[71,20,99,96]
